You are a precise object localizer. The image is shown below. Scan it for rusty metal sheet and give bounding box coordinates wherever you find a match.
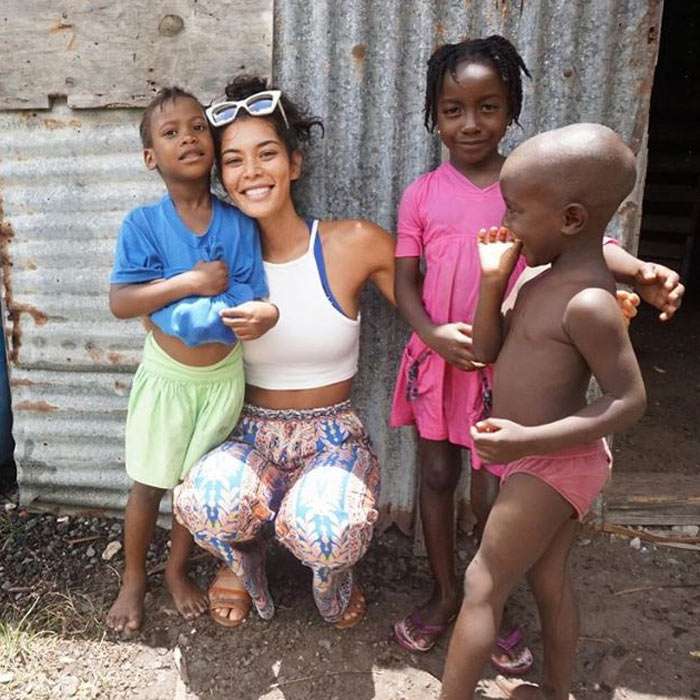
[0,0,272,109]
[274,0,662,532]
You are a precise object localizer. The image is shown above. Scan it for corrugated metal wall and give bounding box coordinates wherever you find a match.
[274,0,662,532]
[3,0,662,526]
[0,104,162,512]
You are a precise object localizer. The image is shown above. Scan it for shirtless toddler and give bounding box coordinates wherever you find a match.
[440,123,647,699]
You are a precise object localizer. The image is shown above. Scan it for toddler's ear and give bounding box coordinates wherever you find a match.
[560,203,587,237]
[143,148,158,171]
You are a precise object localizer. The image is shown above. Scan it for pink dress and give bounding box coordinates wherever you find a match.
[390,162,526,474]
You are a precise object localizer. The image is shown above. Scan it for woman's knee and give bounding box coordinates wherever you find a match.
[275,503,376,570]
[174,444,273,540]
[462,554,513,607]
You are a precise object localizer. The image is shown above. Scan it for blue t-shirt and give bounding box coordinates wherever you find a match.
[110,195,268,346]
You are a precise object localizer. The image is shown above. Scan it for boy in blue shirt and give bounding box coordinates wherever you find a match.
[107,87,277,634]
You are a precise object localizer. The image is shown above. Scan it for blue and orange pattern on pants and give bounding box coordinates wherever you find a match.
[173,400,380,623]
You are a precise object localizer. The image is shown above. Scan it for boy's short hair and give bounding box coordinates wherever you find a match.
[139,87,202,148]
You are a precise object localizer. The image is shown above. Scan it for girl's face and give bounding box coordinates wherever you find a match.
[436,60,511,173]
[218,117,301,220]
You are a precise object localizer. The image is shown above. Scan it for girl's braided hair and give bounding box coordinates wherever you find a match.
[424,35,531,132]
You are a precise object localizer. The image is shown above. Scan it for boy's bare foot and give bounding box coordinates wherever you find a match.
[107,571,146,634]
[164,567,209,620]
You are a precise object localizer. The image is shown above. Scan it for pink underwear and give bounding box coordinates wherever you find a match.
[500,439,612,520]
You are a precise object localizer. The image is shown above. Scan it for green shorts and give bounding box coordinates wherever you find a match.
[125,333,245,489]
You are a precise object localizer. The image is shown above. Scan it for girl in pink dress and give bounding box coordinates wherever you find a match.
[391,35,534,669]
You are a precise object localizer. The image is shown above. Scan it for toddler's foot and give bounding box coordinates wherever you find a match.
[495,677,564,700]
[165,567,208,620]
[107,571,146,634]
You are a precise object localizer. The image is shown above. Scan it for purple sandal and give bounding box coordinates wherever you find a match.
[393,611,451,653]
[491,627,534,675]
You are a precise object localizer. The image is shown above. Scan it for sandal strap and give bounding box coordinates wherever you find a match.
[496,627,523,652]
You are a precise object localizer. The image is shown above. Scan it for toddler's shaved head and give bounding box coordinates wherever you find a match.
[502,123,637,221]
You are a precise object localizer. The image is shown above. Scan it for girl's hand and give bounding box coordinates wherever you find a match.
[470,417,533,463]
[423,322,486,371]
[477,227,522,281]
[633,262,684,321]
[220,301,279,341]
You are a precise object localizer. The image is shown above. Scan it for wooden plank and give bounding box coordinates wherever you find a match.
[0,0,272,109]
[604,472,700,526]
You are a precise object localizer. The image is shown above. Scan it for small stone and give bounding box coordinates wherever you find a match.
[85,545,96,558]
[318,639,331,651]
[629,537,641,550]
[102,541,122,560]
[0,672,14,683]
[4,502,16,511]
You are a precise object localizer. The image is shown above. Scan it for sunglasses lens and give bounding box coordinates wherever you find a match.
[213,105,237,124]
[247,96,275,114]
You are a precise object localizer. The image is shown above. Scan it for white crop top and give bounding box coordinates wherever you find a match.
[243,220,361,390]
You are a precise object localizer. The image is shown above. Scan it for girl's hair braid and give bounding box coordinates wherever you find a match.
[424,34,531,132]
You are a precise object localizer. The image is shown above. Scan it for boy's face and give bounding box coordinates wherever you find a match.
[144,97,214,181]
[501,166,565,267]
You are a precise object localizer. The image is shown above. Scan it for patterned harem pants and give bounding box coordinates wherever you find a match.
[173,400,380,622]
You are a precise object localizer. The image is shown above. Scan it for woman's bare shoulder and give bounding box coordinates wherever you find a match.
[319,218,394,250]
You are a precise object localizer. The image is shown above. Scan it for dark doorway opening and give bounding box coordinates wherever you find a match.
[607,0,700,526]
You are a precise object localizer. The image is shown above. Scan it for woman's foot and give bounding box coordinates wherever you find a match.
[335,584,367,630]
[491,626,534,675]
[393,590,459,652]
[106,570,147,634]
[208,566,252,628]
[164,566,209,621]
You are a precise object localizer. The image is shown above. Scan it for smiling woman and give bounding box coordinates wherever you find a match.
[173,75,396,630]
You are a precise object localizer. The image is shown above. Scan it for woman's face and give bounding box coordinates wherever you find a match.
[218,116,301,219]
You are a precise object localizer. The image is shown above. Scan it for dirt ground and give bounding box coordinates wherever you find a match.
[0,301,698,700]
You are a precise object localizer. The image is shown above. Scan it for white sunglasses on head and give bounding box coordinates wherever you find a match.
[206,90,290,129]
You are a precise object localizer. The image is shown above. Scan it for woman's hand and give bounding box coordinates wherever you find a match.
[422,322,485,371]
[220,301,279,341]
[470,417,534,463]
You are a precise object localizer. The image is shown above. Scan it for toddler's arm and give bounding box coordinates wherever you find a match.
[473,227,523,363]
[109,261,228,319]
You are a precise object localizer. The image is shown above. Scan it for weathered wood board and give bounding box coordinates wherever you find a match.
[0,0,272,109]
[604,472,700,526]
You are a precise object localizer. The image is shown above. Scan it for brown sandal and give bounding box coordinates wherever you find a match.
[208,567,251,628]
[335,584,366,630]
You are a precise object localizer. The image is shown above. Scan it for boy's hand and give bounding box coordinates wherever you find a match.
[189,260,229,296]
[616,290,640,327]
[470,417,533,463]
[220,301,279,341]
[633,262,684,321]
[423,322,485,371]
[477,227,522,281]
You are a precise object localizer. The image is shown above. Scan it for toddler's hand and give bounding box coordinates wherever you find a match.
[616,290,640,327]
[470,417,532,463]
[189,260,229,296]
[477,227,522,280]
[423,322,486,371]
[220,301,279,341]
